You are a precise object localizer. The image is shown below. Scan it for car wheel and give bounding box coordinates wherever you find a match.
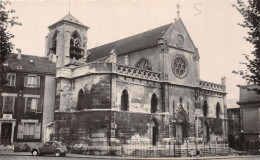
[32,150,38,156]
[55,152,60,157]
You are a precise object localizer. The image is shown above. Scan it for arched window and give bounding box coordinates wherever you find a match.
[203,100,208,117]
[77,89,84,110]
[135,58,152,71]
[121,90,129,111]
[216,103,221,118]
[70,32,81,47]
[151,94,158,113]
[51,31,57,54]
[70,32,83,60]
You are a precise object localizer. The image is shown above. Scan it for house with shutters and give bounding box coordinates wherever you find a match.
[0,53,55,147]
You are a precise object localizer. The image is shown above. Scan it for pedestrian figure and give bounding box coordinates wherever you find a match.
[196,147,200,157]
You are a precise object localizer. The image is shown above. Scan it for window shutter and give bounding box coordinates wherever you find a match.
[37,76,40,88]
[29,124,35,140]
[10,97,15,113]
[6,73,11,86]
[17,122,24,139]
[35,123,41,139]
[24,76,28,87]
[12,74,16,86]
[37,98,42,113]
[3,97,8,112]
[25,98,32,113]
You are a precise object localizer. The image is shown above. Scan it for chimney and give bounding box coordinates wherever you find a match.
[221,76,226,86]
[17,48,22,59]
[124,55,129,66]
[109,49,117,63]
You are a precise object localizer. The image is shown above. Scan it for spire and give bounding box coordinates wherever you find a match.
[176,3,180,19]
[69,0,71,14]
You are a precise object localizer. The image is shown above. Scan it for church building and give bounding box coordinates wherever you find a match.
[46,12,228,155]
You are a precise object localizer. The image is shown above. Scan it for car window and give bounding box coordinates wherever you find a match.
[53,143,57,147]
[43,143,49,146]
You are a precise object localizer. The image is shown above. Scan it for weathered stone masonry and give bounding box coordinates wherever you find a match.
[46,14,228,155]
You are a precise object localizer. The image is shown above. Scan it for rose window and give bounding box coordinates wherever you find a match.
[171,55,188,79]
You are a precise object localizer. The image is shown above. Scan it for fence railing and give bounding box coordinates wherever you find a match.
[68,140,233,157]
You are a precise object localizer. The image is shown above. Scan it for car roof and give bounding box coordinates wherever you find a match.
[47,141,62,144]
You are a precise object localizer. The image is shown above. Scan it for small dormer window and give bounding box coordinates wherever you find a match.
[70,32,83,60]
[17,65,22,70]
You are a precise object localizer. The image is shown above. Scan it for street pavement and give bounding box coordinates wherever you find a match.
[0,152,259,160]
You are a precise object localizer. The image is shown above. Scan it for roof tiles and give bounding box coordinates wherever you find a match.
[6,54,56,75]
[87,23,172,63]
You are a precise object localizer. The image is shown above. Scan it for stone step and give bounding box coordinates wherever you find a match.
[0,145,13,153]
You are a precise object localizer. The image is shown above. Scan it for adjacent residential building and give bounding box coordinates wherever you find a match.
[45,13,228,156]
[227,109,240,150]
[0,53,55,146]
[236,85,260,152]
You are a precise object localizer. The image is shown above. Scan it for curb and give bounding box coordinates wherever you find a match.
[0,152,258,159]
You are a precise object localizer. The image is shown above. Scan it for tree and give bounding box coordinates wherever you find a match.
[232,0,260,93]
[0,0,21,86]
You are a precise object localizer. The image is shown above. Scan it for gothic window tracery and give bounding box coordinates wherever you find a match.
[135,58,152,71]
[70,32,83,60]
[51,31,57,54]
[171,55,189,79]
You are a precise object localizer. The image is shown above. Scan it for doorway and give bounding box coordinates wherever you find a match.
[1,123,12,145]
[176,123,183,144]
[204,121,210,142]
[151,119,158,146]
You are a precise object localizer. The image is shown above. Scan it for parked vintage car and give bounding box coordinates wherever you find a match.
[31,141,68,157]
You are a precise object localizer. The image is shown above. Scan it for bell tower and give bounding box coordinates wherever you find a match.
[45,13,89,68]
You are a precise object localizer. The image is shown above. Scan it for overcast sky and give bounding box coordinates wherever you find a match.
[9,0,253,100]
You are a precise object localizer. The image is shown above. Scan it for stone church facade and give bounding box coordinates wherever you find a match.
[46,14,228,153]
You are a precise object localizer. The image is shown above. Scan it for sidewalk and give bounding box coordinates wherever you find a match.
[0,152,258,160]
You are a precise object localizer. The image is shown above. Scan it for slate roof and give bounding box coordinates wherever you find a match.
[49,13,89,29]
[6,54,56,75]
[87,23,172,63]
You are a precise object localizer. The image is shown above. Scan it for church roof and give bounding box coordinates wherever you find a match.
[5,54,56,75]
[87,23,172,63]
[49,13,89,29]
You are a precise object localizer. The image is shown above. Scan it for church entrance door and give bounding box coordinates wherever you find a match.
[176,123,183,144]
[152,126,157,145]
[1,123,12,145]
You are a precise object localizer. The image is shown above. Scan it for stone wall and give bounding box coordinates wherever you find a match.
[115,76,162,112]
[56,74,111,111]
[111,111,170,144]
[54,111,111,146]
